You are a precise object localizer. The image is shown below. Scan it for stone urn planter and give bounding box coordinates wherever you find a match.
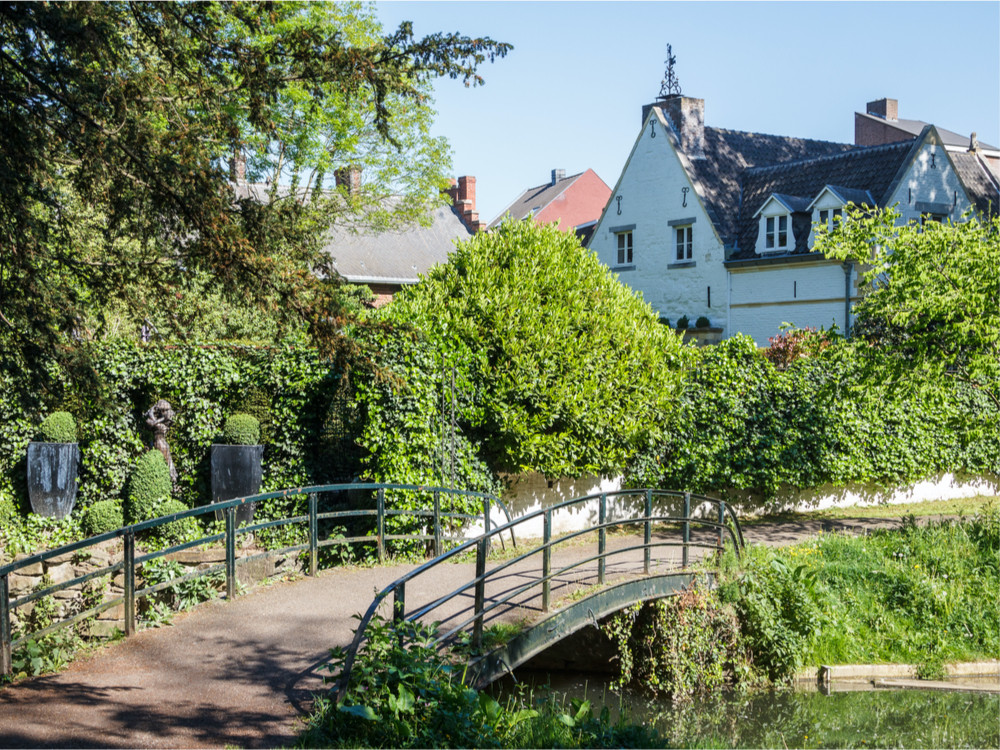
[211,414,263,527]
[27,411,80,520]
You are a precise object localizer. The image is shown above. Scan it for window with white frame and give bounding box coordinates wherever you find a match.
[675,225,693,261]
[817,207,843,230]
[765,214,789,251]
[616,231,633,265]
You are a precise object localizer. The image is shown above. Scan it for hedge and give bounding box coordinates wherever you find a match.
[625,334,1000,499]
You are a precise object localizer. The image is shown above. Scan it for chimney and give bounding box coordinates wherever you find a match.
[335,166,362,194]
[449,176,481,232]
[969,132,979,152]
[867,98,898,121]
[230,151,246,185]
[551,169,566,185]
[644,96,705,159]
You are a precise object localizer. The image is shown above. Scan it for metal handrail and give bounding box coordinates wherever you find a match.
[0,482,512,676]
[333,489,744,701]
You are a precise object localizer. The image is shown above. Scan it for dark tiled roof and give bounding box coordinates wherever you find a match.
[489,172,585,227]
[731,141,915,258]
[690,128,856,246]
[324,203,471,283]
[856,111,998,151]
[950,151,1000,217]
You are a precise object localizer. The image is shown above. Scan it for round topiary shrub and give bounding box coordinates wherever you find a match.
[82,500,124,537]
[127,450,172,523]
[39,411,77,443]
[695,316,711,329]
[676,315,690,331]
[659,317,671,328]
[150,499,200,546]
[221,414,261,446]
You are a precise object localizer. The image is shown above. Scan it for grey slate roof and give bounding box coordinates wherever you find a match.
[689,127,856,247]
[950,151,1000,217]
[324,203,471,284]
[489,171,586,228]
[856,111,998,151]
[732,140,916,258]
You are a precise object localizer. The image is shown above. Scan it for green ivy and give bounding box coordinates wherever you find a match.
[626,334,1000,501]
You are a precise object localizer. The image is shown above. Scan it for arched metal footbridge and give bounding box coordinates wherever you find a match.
[334,488,745,697]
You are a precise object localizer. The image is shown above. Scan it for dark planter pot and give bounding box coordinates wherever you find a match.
[26,442,80,520]
[211,444,263,527]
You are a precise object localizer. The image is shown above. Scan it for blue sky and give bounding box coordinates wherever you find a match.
[375,1,1000,224]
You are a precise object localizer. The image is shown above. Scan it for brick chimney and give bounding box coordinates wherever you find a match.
[335,166,362,194]
[644,96,705,159]
[230,151,246,185]
[867,98,898,121]
[447,176,481,232]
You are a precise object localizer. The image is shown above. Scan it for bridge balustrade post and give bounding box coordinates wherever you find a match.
[225,506,237,600]
[598,493,607,585]
[1,573,11,676]
[482,498,491,551]
[473,538,487,649]
[644,489,652,575]
[542,510,551,612]
[124,530,135,636]
[433,491,442,557]
[308,492,318,576]
[377,487,385,563]
[682,492,691,569]
[717,500,726,561]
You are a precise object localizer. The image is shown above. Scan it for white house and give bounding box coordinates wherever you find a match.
[588,95,999,345]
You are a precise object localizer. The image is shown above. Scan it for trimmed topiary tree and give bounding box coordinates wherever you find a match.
[221,414,261,446]
[82,499,124,537]
[38,411,77,443]
[150,498,200,545]
[695,316,711,329]
[676,315,690,331]
[127,449,172,523]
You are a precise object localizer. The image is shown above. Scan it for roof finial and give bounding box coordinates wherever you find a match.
[658,44,681,99]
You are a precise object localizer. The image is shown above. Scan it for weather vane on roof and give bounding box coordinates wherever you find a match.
[658,44,681,99]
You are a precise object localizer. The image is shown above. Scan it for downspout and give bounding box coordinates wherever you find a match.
[842,261,852,336]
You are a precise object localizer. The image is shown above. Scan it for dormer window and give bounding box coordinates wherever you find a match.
[765,215,788,251]
[755,194,809,255]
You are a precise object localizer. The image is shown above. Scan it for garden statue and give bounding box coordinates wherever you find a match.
[145,398,178,490]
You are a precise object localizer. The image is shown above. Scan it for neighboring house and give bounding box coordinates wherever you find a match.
[489,168,611,245]
[588,94,999,345]
[856,97,1000,179]
[324,176,479,307]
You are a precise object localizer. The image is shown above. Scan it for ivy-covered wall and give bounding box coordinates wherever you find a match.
[0,342,358,513]
[625,335,1000,499]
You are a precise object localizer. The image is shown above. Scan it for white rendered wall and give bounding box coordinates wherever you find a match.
[590,113,728,331]
[729,261,855,344]
[888,143,970,224]
[463,472,999,540]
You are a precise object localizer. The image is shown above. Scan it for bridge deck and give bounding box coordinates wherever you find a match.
[0,517,910,748]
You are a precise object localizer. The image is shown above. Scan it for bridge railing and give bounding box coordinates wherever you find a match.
[334,488,744,701]
[0,483,511,677]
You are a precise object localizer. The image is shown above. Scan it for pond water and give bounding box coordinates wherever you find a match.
[494,671,1000,749]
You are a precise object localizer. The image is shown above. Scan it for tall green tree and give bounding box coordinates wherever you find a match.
[816,208,999,409]
[385,221,687,478]
[0,1,509,362]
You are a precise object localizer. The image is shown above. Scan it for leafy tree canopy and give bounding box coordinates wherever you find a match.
[0,1,509,365]
[385,220,688,478]
[816,208,999,409]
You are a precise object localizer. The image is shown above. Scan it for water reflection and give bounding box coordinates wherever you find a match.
[494,671,1000,749]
